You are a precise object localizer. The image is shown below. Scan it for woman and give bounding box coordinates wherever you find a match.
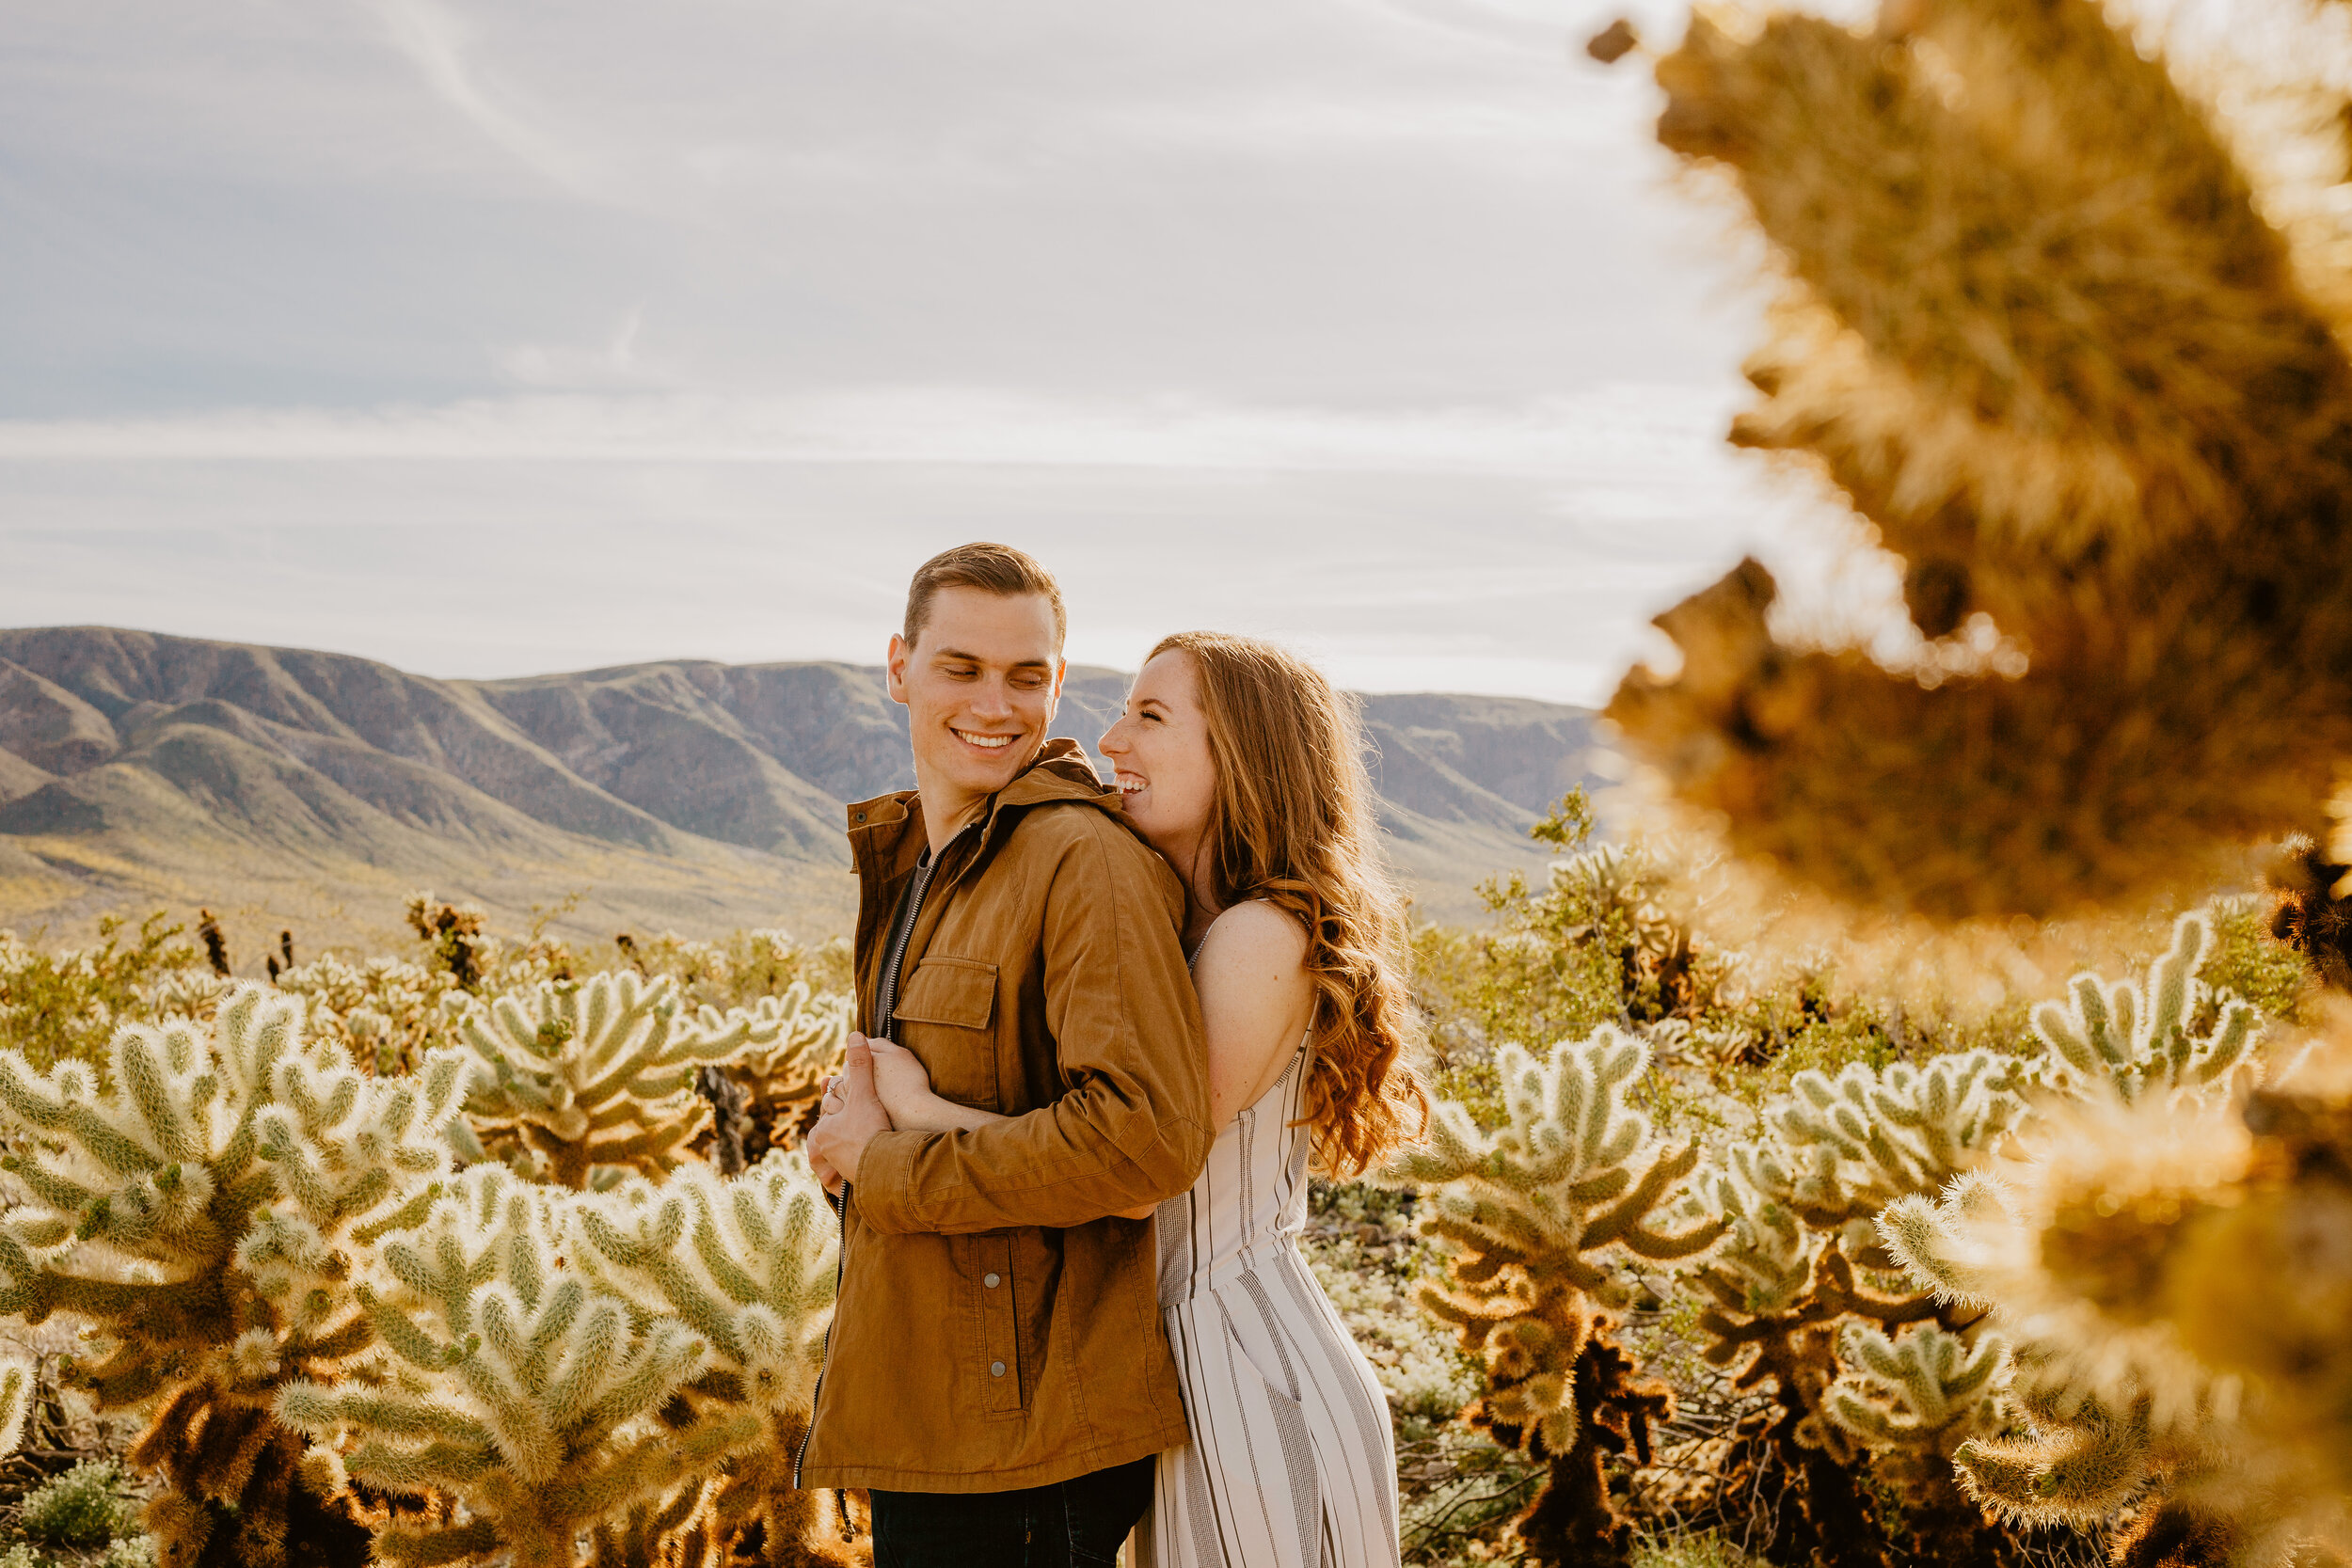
[846,630,1426,1568]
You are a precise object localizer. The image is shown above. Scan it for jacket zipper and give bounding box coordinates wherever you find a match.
[793,823,966,1489]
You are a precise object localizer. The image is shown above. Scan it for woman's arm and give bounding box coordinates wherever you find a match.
[1191,901,1317,1132]
[851,900,1307,1221]
[860,1038,1164,1218]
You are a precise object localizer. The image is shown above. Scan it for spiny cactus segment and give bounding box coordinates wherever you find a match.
[575,1151,851,1563]
[277,1164,727,1568]
[1678,1046,2025,1560]
[1814,1322,2007,1495]
[2030,912,2261,1104]
[1388,1027,1724,1560]
[453,971,786,1189]
[0,984,469,1567]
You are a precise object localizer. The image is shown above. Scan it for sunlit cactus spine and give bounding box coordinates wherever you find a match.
[276,1164,730,1568]
[0,1355,30,1458]
[1388,1027,1725,1563]
[0,984,469,1568]
[726,980,850,1148]
[1684,1048,2021,1563]
[573,1150,851,1564]
[2029,912,2260,1104]
[1814,1321,2007,1497]
[453,970,785,1189]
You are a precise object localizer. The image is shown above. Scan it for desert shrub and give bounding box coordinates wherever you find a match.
[17,1459,138,1549]
[101,1539,158,1568]
[0,915,206,1073]
[605,927,852,1012]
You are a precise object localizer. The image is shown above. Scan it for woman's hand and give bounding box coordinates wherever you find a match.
[806,1040,891,1196]
[862,1035,958,1132]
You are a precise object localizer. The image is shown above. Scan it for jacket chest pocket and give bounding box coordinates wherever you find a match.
[891,956,1000,1109]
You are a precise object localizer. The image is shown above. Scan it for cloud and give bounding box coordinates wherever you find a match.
[0,382,1742,476]
[368,0,611,199]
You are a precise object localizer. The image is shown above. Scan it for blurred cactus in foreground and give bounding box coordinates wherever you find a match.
[1603,0,2352,919]
[0,985,469,1567]
[1878,927,2346,1561]
[1387,1029,1725,1562]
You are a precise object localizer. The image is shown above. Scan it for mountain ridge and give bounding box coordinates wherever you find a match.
[0,626,1607,958]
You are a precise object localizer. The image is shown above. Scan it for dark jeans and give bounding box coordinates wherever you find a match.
[869,1456,1154,1568]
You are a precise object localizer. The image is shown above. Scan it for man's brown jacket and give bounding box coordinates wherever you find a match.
[796,739,1211,1493]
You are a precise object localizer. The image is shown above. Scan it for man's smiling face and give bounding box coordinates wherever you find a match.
[887,585,1065,821]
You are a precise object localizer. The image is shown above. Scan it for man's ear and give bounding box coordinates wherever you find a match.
[885,633,911,705]
[1041,657,1067,728]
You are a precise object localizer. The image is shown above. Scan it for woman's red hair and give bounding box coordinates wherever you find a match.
[1149,631,1427,1177]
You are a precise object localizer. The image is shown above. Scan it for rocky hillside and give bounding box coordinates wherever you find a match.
[0,627,1606,954]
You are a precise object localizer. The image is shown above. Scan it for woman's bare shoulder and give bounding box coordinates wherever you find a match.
[1196,899,1310,974]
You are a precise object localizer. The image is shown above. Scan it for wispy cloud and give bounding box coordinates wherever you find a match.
[369,0,611,199]
[0,383,1742,477]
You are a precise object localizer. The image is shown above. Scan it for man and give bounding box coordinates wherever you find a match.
[800,542,1210,1567]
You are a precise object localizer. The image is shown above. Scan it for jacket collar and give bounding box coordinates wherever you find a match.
[844,737,1116,872]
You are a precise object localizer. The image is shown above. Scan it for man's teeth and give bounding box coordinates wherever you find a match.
[957,730,1015,750]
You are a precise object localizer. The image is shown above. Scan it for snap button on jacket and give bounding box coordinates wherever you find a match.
[798,740,1211,1493]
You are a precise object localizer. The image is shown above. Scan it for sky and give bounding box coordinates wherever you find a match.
[0,0,1869,705]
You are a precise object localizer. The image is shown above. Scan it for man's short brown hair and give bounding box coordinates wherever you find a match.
[903,542,1067,652]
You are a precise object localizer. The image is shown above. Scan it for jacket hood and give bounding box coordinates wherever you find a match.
[844,736,1120,845]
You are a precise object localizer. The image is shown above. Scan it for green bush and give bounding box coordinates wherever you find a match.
[16,1460,137,1549]
[0,914,205,1073]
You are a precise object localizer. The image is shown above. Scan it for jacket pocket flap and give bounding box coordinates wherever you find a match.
[894,957,998,1031]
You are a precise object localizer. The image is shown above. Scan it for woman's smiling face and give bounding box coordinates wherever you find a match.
[1099,649,1217,856]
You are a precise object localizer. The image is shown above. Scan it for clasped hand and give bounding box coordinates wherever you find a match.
[805,1033,945,1196]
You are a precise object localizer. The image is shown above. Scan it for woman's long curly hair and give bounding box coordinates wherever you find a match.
[1149,631,1427,1177]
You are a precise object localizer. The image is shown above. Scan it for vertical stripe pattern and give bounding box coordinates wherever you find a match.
[1135,1041,1401,1568]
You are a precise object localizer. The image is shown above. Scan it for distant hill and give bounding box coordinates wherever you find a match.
[0,627,1609,958]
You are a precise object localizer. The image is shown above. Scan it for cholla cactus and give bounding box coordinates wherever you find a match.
[1601,0,2352,919]
[0,985,469,1568]
[278,954,457,1076]
[573,1152,850,1564]
[1816,1322,2007,1495]
[0,1355,30,1458]
[277,1164,728,1568]
[730,980,850,1132]
[1881,1097,2346,1561]
[1764,1051,2025,1231]
[2030,912,2260,1104]
[1683,1049,2022,1561]
[1389,1028,1724,1561]
[453,971,784,1188]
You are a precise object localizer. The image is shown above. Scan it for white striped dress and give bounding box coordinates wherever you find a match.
[1134,1040,1401,1568]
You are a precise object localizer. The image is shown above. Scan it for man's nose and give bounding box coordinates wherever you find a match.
[971,679,1015,719]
